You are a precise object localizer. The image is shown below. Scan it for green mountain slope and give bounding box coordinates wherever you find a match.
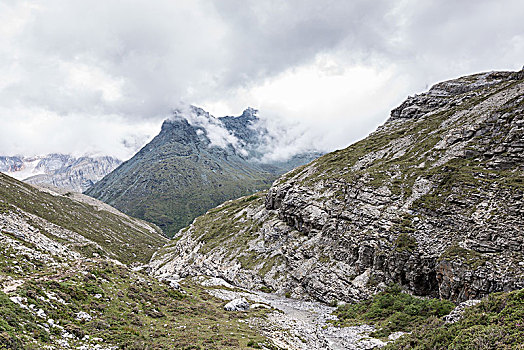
[150,69,524,305]
[86,107,321,237]
[0,172,167,264]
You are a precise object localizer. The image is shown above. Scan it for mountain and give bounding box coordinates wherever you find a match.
[86,107,322,236]
[149,69,524,305]
[0,173,273,349]
[0,154,122,193]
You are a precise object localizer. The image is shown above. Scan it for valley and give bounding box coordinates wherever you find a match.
[150,69,524,305]
[1,69,523,349]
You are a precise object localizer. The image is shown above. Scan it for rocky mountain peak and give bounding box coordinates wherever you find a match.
[86,105,322,236]
[158,117,203,146]
[389,70,523,122]
[239,107,258,119]
[0,154,121,193]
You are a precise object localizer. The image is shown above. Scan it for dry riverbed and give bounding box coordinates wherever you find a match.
[196,277,389,350]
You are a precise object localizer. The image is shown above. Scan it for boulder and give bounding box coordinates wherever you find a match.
[224,298,250,311]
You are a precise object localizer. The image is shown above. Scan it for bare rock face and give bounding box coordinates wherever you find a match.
[24,155,122,193]
[0,154,121,193]
[150,69,524,303]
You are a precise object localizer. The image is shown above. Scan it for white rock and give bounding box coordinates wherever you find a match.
[62,331,74,339]
[168,279,181,289]
[36,308,47,318]
[224,298,250,311]
[199,277,233,288]
[75,311,93,321]
[388,331,406,340]
[9,296,28,309]
[444,299,481,324]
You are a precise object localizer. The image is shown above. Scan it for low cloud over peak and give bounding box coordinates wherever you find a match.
[0,1,523,159]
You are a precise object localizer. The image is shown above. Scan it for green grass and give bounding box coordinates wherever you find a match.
[394,233,418,253]
[0,173,167,264]
[0,201,10,214]
[0,290,41,348]
[386,288,524,349]
[0,259,274,349]
[333,285,455,338]
[191,193,266,254]
[0,243,43,278]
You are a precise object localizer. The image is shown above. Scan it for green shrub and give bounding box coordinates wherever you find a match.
[394,233,418,252]
[333,285,454,338]
[439,244,487,268]
[386,288,524,349]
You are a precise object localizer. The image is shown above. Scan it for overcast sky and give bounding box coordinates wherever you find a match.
[1,0,523,160]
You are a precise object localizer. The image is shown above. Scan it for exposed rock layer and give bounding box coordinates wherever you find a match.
[150,70,524,303]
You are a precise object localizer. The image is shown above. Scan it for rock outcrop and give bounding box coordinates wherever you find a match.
[150,69,524,303]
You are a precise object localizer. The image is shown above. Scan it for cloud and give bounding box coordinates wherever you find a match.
[237,61,407,162]
[171,105,245,153]
[0,0,523,159]
[0,106,158,160]
[0,1,229,118]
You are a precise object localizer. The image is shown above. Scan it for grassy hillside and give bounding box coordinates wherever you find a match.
[0,172,276,349]
[0,260,272,349]
[0,172,167,264]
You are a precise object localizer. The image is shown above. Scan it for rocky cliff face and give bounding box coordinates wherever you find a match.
[150,69,524,303]
[0,154,121,193]
[86,107,321,237]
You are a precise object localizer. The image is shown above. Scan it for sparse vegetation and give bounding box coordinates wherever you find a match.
[191,193,266,254]
[0,173,167,264]
[0,201,10,214]
[0,259,272,349]
[439,244,487,269]
[394,233,418,252]
[0,174,274,349]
